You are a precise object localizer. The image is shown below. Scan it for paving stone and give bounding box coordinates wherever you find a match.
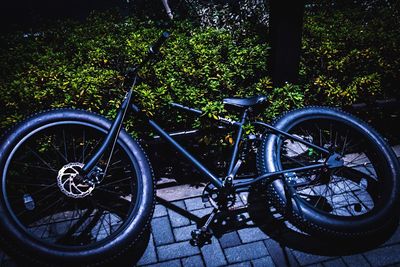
[264,239,299,267]
[168,201,191,228]
[173,200,187,209]
[169,209,191,228]
[200,236,227,267]
[154,204,168,218]
[233,195,244,206]
[226,261,252,267]
[191,207,214,224]
[158,184,207,202]
[224,241,268,263]
[304,264,323,267]
[147,259,182,267]
[237,227,268,243]
[152,216,175,246]
[181,255,205,267]
[184,197,210,211]
[322,258,346,267]
[342,254,371,267]
[219,231,242,249]
[173,224,197,242]
[363,244,400,266]
[291,249,333,266]
[137,235,158,266]
[252,256,275,267]
[157,241,200,262]
[239,192,249,205]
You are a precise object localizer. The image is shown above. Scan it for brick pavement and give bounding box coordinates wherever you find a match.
[134,146,400,267]
[135,192,400,267]
[0,196,399,267]
[0,147,399,266]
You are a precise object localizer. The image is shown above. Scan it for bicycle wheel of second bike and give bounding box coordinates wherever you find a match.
[0,109,154,266]
[257,106,400,238]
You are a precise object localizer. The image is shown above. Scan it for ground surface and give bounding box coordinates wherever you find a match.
[0,151,399,267]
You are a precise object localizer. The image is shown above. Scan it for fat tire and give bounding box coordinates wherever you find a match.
[256,106,400,238]
[0,108,155,266]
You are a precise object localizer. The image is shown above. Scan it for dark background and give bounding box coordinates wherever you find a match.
[0,0,128,33]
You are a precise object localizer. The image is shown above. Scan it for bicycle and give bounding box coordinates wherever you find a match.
[0,1,399,265]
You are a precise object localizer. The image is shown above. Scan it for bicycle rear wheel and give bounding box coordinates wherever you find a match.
[257,106,400,238]
[0,109,154,266]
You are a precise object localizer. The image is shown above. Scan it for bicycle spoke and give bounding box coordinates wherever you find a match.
[97,176,133,188]
[63,129,68,161]
[4,122,140,249]
[12,161,56,176]
[27,147,58,172]
[49,143,68,164]
[82,129,86,162]
[280,118,383,218]
[56,208,94,245]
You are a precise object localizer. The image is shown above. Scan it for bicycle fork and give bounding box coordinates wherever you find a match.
[81,87,134,183]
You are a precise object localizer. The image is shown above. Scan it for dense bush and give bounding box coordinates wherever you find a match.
[300,4,400,105]
[1,2,399,136]
[0,13,277,134]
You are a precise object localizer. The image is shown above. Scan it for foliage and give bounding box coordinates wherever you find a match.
[0,13,274,134]
[1,2,399,136]
[300,4,400,106]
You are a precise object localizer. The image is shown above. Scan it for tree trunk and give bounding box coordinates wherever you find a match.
[269,0,305,86]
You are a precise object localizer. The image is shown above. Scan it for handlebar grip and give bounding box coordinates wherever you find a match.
[150,31,170,54]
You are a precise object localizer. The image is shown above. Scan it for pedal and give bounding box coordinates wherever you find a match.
[190,209,218,247]
[190,229,212,247]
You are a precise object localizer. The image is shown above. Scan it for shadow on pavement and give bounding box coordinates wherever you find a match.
[156,185,399,258]
[246,186,399,257]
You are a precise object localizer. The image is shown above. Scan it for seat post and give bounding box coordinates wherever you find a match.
[227,109,248,176]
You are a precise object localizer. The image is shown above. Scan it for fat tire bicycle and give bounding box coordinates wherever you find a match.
[0,2,399,266]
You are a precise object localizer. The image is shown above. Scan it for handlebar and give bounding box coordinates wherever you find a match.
[127,31,170,77]
[125,0,173,78]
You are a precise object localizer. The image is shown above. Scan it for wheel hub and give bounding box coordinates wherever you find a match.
[57,162,94,198]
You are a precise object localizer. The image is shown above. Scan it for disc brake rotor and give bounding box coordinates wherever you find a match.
[57,162,94,198]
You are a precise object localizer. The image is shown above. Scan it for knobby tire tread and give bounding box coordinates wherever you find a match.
[256,106,399,239]
[0,108,156,267]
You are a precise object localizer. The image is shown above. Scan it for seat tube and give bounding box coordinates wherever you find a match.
[227,109,248,175]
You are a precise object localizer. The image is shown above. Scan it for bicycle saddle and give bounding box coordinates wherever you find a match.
[223,95,267,109]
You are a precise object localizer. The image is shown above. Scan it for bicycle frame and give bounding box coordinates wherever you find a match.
[82,88,334,191]
[81,31,339,191]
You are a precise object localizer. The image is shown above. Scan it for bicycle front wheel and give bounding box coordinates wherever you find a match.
[257,106,400,238]
[0,109,154,266]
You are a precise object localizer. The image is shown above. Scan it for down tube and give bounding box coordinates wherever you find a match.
[133,107,223,188]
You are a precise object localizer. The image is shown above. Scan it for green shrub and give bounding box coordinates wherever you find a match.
[1,5,399,136]
[301,6,400,106]
[0,13,274,134]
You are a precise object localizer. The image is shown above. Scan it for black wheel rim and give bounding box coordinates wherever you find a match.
[3,121,140,249]
[277,118,386,218]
